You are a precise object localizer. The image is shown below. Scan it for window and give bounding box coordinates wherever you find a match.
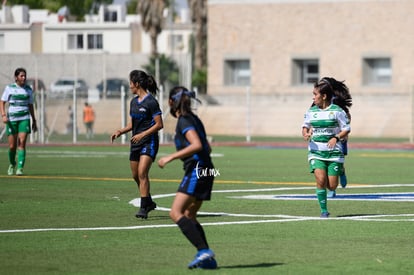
[68,33,103,50]
[87,34,103,49]
[104,11,117,22]
[363,58,391,85]
[68,34,83,50]
[224,59,250,86]
[292,59,319,85]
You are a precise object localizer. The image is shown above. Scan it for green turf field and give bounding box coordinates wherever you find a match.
[1,143,414,274]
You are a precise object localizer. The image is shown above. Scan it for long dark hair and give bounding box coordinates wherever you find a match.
[168,86,201,118]
[315,77,352,115]
[129,70,158,95]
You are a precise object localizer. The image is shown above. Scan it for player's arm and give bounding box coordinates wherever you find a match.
[158,129,201,168]
[130,114,163,144]
[111,120,133,143]
[302,126,312,141]
[0,100,7,123]
[29,103,37,131]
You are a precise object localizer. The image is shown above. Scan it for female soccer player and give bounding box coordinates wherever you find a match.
[111,70,163,219]
[158,86,217,269]
[302,77,351,217]
[1,67,37,176]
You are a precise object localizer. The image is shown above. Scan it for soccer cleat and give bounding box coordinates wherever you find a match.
[135,201,157,219]
[7,165,14,176]
[340,173,347,188]
[327,190,336,198]
[198,257,218,269]
[320,212,330,218]
[15,168,24,176]
[188,249,215,269]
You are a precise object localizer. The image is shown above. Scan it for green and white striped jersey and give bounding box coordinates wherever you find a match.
[302,104,350,163]
[1,83,34,122]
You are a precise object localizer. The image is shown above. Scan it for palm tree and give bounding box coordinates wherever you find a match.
[188,0,207,70]
[137,0,168,57]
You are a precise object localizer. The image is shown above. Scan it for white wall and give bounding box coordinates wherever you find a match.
[1,28,31,53]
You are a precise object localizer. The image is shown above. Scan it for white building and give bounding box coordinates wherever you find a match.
[0,3,193,97]
[0,4,192,55]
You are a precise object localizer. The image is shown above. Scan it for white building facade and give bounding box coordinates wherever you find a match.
[0,4,193,90]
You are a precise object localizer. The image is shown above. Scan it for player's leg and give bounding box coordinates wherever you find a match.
[7,134,17,175]
[314,168,330,217]
[310,159,329,217]
[171,193,215,269]
[6,122,18,175]
[16,131,28,175]
[135,154,156,219]
[13,120,30,175]
[340,139,348,188]
[327,161,342,198]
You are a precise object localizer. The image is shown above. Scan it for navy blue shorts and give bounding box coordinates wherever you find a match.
[178,163,214,201]
[129,142,159,162]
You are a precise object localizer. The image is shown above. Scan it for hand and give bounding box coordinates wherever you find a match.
[130,133,143,144]
[327,137,337,149]
[32,120,38,132]
[110,130,120,143]
[303,132,311,141]
[158,156,171,168]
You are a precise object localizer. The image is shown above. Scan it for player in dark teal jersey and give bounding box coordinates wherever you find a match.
[111,70,163,219]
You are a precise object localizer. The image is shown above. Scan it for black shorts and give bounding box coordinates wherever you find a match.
[129,142,159,162]
[177,163,214,201]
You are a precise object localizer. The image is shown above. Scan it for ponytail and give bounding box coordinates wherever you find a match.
[129,70,158,95]
[317,77,352,115]
[146,75,158,96]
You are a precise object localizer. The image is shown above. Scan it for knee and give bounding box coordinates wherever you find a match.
[169,210,180,223]
[184,209,196,220]
[130,172,139,183]
[137,172,148,183]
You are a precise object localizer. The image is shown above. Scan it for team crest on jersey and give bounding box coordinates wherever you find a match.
[139,107,146,112]
[329,112,335,119]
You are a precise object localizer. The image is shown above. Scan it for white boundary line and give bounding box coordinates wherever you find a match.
[1,184,414,233]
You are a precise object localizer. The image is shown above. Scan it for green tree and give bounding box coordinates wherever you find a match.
[187,0,207,70]
[9,0,112,21]
[10,0,44,9]
[137,0,168,57]
[143,54,179,92]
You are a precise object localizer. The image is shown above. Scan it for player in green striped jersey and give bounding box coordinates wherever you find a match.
[1,68,37,176]
[302,77,351,217]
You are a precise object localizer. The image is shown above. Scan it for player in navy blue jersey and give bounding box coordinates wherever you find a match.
[158,86,217,269]
[111,70,163,219]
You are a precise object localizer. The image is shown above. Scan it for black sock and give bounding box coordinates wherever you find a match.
[194,221,209,248]
[141,197,150,208]
[177,216,208,250]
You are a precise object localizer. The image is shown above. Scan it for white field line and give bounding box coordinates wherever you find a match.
[2,214,414,234]
[1,184,414,234]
